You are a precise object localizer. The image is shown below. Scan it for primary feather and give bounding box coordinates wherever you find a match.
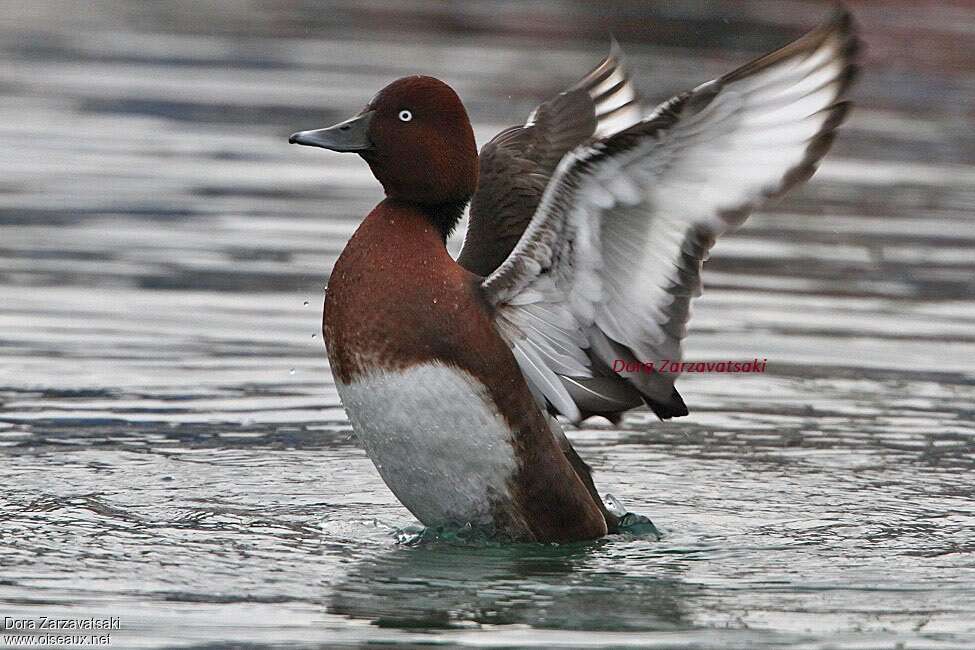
[464,9,860,423]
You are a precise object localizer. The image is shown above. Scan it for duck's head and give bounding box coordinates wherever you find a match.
[290,76,478,207]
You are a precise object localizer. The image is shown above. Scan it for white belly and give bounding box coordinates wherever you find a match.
[335,363,518,527]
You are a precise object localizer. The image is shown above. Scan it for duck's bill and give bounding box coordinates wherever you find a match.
[288,110,375,152]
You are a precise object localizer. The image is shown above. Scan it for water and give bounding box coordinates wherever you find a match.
[2,1,974,647]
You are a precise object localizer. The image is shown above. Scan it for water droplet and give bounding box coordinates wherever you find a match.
[604,493,627,517]
[311,333,317,339]
[289,368,296,375]
[303,300,309,307]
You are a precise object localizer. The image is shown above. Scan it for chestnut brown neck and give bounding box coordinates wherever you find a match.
[417,198,469,241]
[358,151,473,241]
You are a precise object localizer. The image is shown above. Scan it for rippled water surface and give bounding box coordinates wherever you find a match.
[2,1,974,648]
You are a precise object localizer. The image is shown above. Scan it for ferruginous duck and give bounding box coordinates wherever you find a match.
[289,10,858,543]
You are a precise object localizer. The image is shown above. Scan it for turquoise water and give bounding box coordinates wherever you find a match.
[2,1,974,648]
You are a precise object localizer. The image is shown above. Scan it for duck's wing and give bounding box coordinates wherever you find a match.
[482,10,859,423]
[457,44,643,277]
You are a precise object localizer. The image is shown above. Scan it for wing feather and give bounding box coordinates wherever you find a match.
[458,44,643,277]
[483,9,859,422]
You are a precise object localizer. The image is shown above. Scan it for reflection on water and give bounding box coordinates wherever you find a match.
[1,0,975,647]
[328,541,686,630]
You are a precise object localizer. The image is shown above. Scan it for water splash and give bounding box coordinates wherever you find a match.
[394,523,506,547]
[393,506,661,547]
[606,493,662,540]
[616,512,661,539]
[604,493,627,517]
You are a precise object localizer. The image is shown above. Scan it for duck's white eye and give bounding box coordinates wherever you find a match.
[398,110,413,122]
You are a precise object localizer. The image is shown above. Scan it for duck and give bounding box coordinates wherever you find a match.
[289,9,859,543]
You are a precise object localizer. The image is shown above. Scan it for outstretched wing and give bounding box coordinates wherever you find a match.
[458,43,643,277]
[482,10,860,423]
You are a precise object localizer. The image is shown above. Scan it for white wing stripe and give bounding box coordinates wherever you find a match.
[510,340,582,422]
